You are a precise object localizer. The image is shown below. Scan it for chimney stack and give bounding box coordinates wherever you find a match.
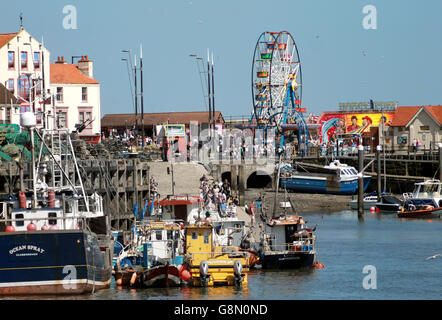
[55,56,67,64]
[77,55,93,78]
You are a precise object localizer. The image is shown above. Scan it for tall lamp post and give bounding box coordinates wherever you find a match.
[122,49,138,138]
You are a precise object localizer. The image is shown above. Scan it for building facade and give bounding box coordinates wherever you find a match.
[389,106,442,150]
[0,27,101,141]
[0,27,50,125]
[50,56,101,140]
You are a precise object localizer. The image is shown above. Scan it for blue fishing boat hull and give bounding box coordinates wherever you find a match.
[280,176,371,195]
[0,230,112,295]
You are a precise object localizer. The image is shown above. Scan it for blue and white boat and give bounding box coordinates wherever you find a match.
[0,126,113,295]
[280,160,371,195]
[403,179,442,208]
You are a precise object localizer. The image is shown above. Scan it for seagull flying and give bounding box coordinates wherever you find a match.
[426,254,441,260]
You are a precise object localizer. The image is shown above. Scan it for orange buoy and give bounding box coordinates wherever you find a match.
[180,268,191,282]
[48,190,56,208]
[19,191,27,209]
[5,226,16,232]
[49,225,59,230]
[314,262,325,269]
[116,278,123,286]
[27,222,37,231]
[130,272,137,286]
[370,207,376,213]
[41,224,49,230]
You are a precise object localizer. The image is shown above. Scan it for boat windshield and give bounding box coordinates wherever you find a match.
[412,183,441,198]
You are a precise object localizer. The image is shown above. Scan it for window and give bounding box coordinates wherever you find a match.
[191,232,198,240]
[15,214,24,227]
[203,230,210,244]
[155,231,162,240]
[56,111,67,128]
[78,109,93,128]
[420,126,430,131]
[5,108,11,124]
[33,52,40,69]
[36,81,41,95]
[21,51,28,69]
[56,87,63,102]
[81,87,87,102]
[8,51,14,69]
[17,75,30,101]
[36,108,42,125]
[7,79,14,94]
[48,212,57,225]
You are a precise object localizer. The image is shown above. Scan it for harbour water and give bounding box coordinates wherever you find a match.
[6,209,441,300]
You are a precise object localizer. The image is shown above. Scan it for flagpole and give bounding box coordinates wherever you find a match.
[211,52,215,134]
[207,48,212,138]
[140,44,145,148]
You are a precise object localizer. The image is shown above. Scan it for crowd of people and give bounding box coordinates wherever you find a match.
[199,174,240,218]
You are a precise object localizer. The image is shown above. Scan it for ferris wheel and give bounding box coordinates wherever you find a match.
[250,31,309,155]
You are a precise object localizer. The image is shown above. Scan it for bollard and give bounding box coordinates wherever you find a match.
[376,145,382,202]
[358,145,364,218]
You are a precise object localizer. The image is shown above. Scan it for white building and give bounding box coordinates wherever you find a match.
[50,56,101,141]
[0,27,50,125]
[0,27,101,141]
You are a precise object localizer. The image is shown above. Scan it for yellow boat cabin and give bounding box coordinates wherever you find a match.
[184,223,248,287]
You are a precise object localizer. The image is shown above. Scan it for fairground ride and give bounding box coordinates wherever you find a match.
[250,31,310,156]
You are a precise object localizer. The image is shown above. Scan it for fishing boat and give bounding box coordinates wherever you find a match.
[280,160,371,195]
[0,123,113,295]
[183,223,249,287]
[114,219,187,288]
[259,210,317,269]
[397,204,442,219]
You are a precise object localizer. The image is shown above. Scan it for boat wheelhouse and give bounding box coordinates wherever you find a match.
[403,180,442,208]
[259,214,317,269]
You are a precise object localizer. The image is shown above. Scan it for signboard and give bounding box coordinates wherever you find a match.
[339,101,397,112]
[165,124,186,137]
[318,112,394,144]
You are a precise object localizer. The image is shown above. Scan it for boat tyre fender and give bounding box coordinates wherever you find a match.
[200,260,209,279]
[233,260,243,278]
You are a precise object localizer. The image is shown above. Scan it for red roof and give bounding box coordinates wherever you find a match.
[101,111,225,128]
[391,106,442,127]
[50,63,98,84]
[390,106,421,127]
[0,32,18,49]
[424,106,442,125]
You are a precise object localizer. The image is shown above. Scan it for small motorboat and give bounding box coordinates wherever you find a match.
[375,195,404,213]
[397,204,442,219]
[349,192,378,210]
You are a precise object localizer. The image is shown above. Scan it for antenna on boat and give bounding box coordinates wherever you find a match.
[20,112,37,209]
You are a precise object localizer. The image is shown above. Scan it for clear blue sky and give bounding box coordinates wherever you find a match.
[2,0,442,118]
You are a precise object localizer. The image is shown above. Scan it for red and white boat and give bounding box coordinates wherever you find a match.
[114,263,182,288]
[397,205,442,219]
